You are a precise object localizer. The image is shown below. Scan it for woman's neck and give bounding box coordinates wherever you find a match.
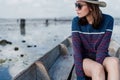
[86,14,93,24]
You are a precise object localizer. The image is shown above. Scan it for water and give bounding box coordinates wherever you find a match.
[0,18,120,80]
[0,19,71,80]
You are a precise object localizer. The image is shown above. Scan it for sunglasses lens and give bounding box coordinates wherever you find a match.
[75,3,82,10]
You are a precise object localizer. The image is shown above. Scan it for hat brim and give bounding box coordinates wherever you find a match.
[84,1,106,7]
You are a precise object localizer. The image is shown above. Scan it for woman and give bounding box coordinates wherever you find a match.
[72,0,120,80]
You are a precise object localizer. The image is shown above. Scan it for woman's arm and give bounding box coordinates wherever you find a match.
[96,18,114,64]
[72,17,85,79]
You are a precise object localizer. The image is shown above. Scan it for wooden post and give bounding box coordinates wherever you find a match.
[20,19,26,36]
[45,19,49,26]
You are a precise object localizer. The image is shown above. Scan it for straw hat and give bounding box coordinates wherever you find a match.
[77,0,107,7]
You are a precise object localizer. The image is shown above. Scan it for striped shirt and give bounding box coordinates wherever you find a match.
[72,14,114,79]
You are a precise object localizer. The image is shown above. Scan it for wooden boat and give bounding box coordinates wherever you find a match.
[14,36,74,80]
[108,39,120,58]
[14,36,120,80]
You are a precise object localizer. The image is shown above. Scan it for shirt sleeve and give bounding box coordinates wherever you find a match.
[96,18,114,64]
[72,17,85,79]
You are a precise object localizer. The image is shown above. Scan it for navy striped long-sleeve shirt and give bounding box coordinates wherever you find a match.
[72,14,114,79]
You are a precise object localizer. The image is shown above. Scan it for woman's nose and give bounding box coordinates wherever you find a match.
[75,7,79,11]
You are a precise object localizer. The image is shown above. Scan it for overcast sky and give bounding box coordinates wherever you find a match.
[0,0,120,18]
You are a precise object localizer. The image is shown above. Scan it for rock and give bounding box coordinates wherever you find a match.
[22,40,26,43]
[0,39,12,46]
[0,59,6,64]
[14,47,19,51]
[20,54,24,57]
[8,59,12,61]
[27,45,32,48]
[34,45,37,47]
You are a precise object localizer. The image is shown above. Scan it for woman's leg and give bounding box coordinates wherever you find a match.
[103,57,120,80]
[83,58,105,80]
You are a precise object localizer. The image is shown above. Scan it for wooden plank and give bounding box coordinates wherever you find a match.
[109,40,120,57]
[39,45,60,71]
[14,64,36,80]
[38,37,72,71]
[59,44,68,55]
[48,46,74,80]
[35,61,50,80]
[61,37,71,47]
[67,64,74,80]
[116,47,120,58]
[70,67,77,80]
[14,37,73,80]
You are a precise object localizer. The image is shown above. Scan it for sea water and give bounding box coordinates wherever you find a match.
[0,19,71,80]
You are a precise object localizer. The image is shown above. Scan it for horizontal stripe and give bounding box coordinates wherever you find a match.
[106,29,112,32]
[72,29,112,34]
[72,31,105,34]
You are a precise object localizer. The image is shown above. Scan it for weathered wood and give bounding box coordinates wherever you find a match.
[109,40,120,57]
[67,64,74,80]
[59,44,68,55]
[14,37,74,80]
[67,37,72,46]
[35,61,50,80]
[38,37,72,71]
[14,64,36,80]
[70,67,77,80]
[61,37,71,47]
[116,47,120,58]
[48,46,74,80]
[20,19,26,36]
[39,45,60,71]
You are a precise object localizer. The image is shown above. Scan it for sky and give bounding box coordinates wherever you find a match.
[0,0,120,18]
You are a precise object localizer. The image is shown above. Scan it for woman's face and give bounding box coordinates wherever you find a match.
[75,1,90,18]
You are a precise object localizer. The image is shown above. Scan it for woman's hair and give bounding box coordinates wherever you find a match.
[78,3,103,29]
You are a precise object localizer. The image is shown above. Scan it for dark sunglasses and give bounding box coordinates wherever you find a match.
[75,3,85,10]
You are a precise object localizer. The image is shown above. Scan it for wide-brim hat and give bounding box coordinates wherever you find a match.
[77,0,106,7]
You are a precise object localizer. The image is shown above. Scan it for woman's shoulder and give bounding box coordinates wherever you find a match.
[102,14,114,30]
[102,14,114,21]
[72,16,80,30]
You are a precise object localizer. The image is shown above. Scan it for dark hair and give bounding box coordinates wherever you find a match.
[78,3,103,29]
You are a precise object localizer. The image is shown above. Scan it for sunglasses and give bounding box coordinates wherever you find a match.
[75,3,85,10]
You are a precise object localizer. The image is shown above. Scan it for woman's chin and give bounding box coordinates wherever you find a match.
[77,14,84,18]
[78,15,83,18]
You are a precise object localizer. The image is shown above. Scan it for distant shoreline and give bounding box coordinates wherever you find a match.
[0,17,120,26]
